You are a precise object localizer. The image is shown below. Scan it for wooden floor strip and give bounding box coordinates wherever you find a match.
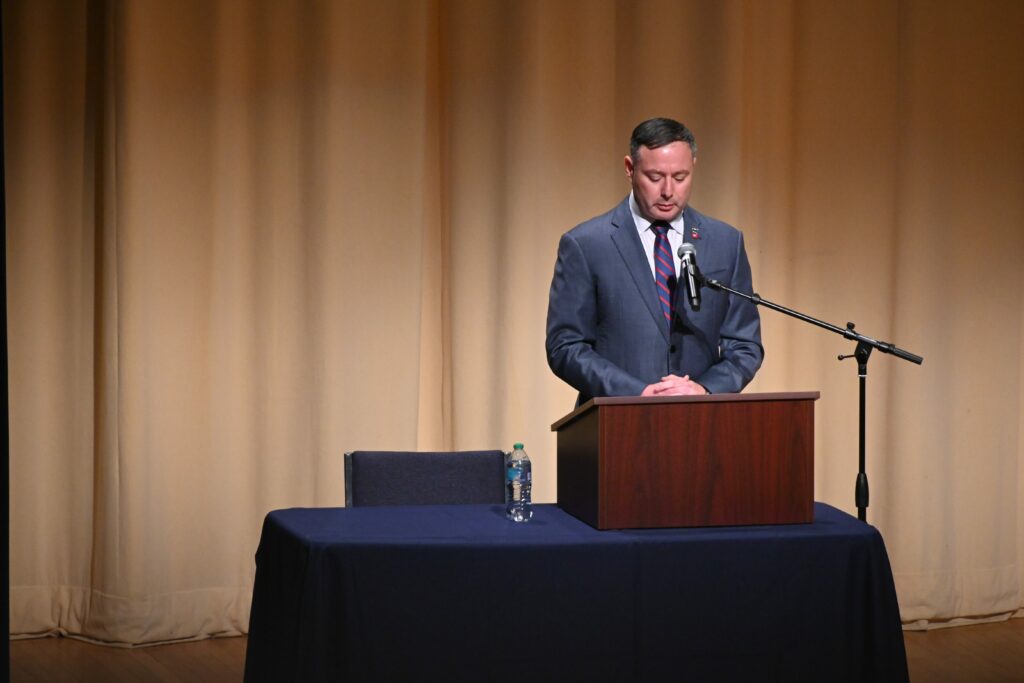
[9,617,1024,682]
[903,617,1024,683]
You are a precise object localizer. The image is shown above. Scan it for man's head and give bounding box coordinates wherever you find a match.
[625,118,698,223]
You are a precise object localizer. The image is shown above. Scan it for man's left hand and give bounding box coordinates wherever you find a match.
[641,374,708,396]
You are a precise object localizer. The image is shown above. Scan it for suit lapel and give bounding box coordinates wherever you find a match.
[683,205,702,244]
[673,205,703,321]
[610,198,670,342]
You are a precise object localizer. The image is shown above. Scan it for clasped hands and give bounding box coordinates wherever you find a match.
[641,374,708,396]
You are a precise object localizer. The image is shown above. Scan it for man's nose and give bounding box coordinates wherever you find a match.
[660,178,673,197]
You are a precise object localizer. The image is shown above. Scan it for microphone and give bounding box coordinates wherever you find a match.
[677,243,701,310]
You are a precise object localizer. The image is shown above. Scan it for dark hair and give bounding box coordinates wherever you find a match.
[630,118,697,162]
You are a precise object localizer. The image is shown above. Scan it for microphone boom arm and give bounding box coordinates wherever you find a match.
[698,274,923,364]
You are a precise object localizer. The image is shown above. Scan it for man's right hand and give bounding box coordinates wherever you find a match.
[641,374,708,396]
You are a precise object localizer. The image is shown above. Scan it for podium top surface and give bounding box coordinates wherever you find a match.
[550,391,821,432]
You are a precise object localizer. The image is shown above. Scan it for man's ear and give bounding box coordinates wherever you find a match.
[624,155,634,179]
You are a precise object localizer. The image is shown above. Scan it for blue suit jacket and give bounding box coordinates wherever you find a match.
[546,198,763,404]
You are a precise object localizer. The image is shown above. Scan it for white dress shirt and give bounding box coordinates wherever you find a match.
[629,191,684,279]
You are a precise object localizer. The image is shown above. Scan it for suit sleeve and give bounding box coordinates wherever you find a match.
[545,233,648,398]
[694,231,764,394]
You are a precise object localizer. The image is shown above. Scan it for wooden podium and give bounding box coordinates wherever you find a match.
[551,392,819,529]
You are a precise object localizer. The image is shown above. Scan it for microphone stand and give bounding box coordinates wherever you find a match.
[696,272,923,523]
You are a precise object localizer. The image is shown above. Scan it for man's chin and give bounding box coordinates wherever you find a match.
[651,207,682,221]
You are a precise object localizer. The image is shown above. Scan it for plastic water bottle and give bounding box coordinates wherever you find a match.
[506,443,533,522]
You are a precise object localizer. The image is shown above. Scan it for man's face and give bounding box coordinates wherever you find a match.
[624,141,696,223]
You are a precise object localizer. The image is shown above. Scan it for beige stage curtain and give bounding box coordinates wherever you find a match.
[6,0,1022,644]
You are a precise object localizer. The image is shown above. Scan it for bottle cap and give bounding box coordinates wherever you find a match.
[513,442,524,450]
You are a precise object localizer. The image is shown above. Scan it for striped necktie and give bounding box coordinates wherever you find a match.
[652,222,675,330]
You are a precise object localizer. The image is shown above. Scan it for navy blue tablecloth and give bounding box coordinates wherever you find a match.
[244,503,908,682]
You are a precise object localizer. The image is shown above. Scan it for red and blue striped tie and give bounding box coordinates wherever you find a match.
[653,222,675,329]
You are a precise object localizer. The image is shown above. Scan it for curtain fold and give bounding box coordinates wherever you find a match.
[6,0,1023,643]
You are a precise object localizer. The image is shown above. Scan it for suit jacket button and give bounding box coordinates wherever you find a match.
[669,344,677,353]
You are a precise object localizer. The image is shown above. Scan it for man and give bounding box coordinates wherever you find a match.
[546,117,763,405]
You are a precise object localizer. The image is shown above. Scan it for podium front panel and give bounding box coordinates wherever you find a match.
[554,393,817,529]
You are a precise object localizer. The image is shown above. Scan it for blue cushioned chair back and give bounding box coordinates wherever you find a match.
[344,450,507,507]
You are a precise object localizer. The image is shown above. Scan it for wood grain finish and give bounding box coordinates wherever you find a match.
[554,393,818,529]
[555,408,601,528]
[11,619,1024,682]
[10,635,246,683]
